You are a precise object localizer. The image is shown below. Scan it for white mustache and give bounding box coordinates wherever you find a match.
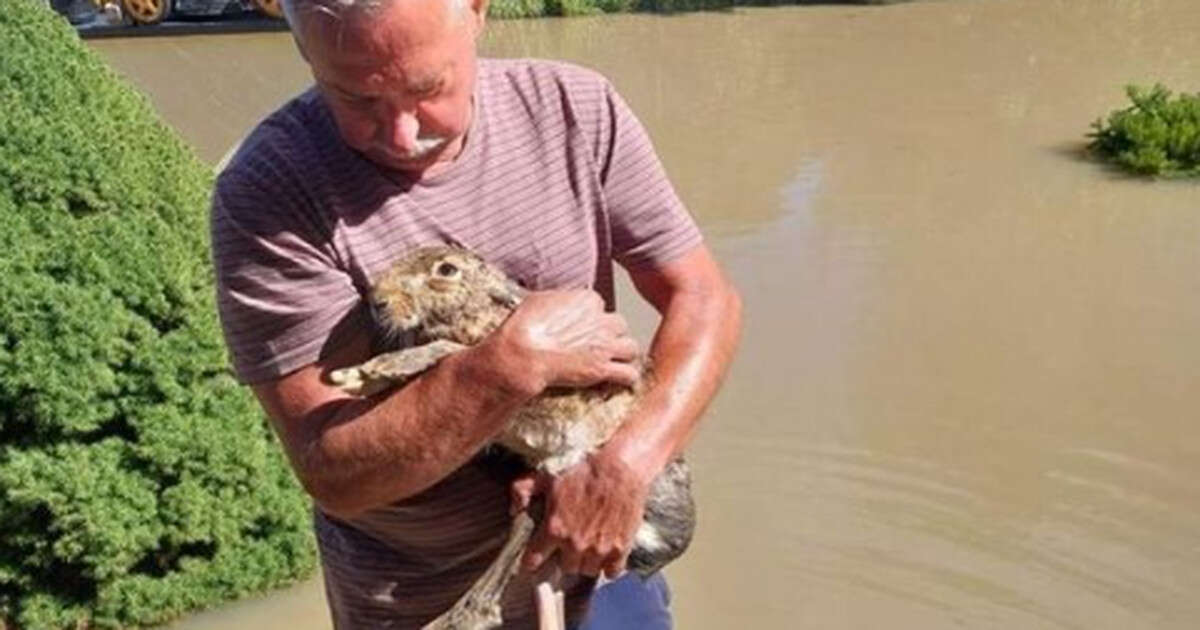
[378,134,449,161]
[384,115,450,160]
[408,135,449,157]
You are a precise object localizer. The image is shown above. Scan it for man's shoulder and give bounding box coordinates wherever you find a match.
[479,58,614,116]
[212,87,339,236]
[477,58,624,160]
[480,57,610,90]
[216,87,330,192]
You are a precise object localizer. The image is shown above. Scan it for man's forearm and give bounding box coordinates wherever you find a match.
[601,275,743,481]
[257,289,642,521]
[515,261,741,578]
[301,339,537,519]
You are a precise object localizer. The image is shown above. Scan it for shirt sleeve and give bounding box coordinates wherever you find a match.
[595,81,703,270]
[210,168,363,384]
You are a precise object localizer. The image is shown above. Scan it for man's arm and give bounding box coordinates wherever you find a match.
[604,245,742,477]
[253,291,642,521]
[521,244,742,576]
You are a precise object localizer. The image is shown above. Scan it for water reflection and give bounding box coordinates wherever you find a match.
[480,13,812,232]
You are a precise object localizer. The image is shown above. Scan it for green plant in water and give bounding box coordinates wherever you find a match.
[0,1,315,628]
[1089,84,1200,177]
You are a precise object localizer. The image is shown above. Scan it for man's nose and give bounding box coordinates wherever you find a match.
[388,108,420,154]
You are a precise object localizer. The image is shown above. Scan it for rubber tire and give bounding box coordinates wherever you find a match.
[121,0,172,25]
[253,0,284,19]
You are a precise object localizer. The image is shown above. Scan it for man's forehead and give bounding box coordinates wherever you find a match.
[304,4,459,81]
[318,61,449,96]
[300,0,457,58]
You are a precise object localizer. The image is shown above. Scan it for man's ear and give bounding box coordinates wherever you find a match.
[468,0,490,38]
[293,32,311,63]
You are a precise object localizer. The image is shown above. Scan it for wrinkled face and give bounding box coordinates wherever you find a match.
[299,0,484,174]
[371,246,523,338]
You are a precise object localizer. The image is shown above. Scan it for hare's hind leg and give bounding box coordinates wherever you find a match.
[627,457,696,577]
[328,340,467,396]
[422,511,537,630]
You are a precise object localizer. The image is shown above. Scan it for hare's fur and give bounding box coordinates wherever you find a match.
[329,246,695,630]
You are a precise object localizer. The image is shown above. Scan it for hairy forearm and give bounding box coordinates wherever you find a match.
[301,340,536,519]
[602,278,743,481]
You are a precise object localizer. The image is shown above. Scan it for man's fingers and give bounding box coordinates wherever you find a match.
[604,361,641,387]
[578,552,605,578]
[510,474,537,516]
[602,552,627,579]
[558,544,583,576]
[609,336,640,362]
[600,312,630,336]
[570,289,605,311]
[510,472,554,515]
[523,524,558,573]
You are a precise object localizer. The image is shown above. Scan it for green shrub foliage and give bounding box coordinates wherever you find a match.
[0,2,315,627]
[1089,84,1200,177]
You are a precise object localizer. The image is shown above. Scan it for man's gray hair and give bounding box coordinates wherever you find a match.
[281,0,386,30]
[281,0,468,39]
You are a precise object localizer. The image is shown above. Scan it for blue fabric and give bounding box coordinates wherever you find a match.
[575,573,673,630]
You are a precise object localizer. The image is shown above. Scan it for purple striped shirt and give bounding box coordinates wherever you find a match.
[211,58,701,628]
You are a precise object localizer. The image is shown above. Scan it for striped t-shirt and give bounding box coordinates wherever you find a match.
[210,58,702,628]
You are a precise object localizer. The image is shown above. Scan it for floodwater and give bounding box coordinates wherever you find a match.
[88,1,1200,628]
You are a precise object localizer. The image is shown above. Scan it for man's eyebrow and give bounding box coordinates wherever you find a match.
[320,62,449,98]
[333,84,365,98]
[404,63,451,93]
[319,78,370,99]
[406,76,442,92]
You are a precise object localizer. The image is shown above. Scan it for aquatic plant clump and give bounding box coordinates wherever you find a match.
[0,1,315,628]
[1089,84,1200,177]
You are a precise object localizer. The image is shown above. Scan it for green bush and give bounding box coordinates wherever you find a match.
[0,1,315,627]
[1089,84,1200,177]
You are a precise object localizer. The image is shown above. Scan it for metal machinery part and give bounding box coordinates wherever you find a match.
[252,0,282,18]
[120,0,171,23]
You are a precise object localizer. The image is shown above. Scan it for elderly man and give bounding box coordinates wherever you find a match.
[210,0,741,627]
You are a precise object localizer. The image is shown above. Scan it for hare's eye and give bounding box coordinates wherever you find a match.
[435,262,460,278]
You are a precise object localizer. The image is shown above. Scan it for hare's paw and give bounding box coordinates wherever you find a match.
[327,366,361,390]
[328,342,469,397]
[327,364,400,397]
[360,341,468,380]
[327,363,410,397]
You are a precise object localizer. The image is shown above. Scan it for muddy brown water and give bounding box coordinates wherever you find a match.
[88,1,1200,628]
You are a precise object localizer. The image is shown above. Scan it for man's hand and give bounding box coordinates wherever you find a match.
[488,290,641,393]
[512,452,650,578]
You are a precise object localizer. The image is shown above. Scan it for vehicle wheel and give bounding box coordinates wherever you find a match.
[121,0,170,24]
[253,0,283,19]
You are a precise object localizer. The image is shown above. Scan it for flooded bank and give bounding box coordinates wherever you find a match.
[91,1,1200,628]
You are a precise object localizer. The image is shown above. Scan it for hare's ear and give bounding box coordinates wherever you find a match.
[488,277,525,309]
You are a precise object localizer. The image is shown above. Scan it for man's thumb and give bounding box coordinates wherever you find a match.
[509,472,550,515]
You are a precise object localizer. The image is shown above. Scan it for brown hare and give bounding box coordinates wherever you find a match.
[328,246,695,630]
